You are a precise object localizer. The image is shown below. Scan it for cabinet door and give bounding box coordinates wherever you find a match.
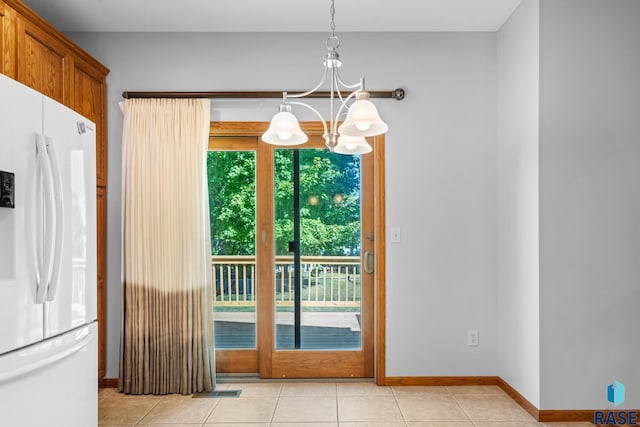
[1,1,6,74]
[73,62,107,186]
[16,15,68,104]
[0,0,16,77]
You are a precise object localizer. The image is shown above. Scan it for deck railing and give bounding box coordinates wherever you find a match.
[212,255,361,308]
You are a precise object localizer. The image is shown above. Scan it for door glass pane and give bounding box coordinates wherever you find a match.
[274,148,362,350]
[208,150,256,349]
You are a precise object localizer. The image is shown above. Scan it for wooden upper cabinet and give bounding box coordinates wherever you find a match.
[0,1,6,74]
[1,0,16,77]
[5,0,109,186]
[73,64,102,124]
[16,15,68,104]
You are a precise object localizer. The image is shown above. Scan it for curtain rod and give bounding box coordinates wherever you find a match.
[121,88,406,101]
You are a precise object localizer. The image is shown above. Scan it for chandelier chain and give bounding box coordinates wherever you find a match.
[329,0,336,37]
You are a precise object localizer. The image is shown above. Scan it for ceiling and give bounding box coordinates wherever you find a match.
[22,0,522,33]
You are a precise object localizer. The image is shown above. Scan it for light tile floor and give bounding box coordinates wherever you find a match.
[99,382,596,427]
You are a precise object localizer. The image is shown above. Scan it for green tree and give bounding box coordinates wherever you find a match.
[208,148,361,257]
[207,151,256,255]
[274,149,361,256]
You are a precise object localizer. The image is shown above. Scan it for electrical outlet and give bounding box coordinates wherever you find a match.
[467,329,479,347]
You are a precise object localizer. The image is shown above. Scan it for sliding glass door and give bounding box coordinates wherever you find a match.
[208,125,375,378]
[208,149,257,350]
[274,147,363,350]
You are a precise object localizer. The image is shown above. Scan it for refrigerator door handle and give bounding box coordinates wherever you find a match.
[34,134,56,304]
[45,136,64,302]
[0,331,94,385]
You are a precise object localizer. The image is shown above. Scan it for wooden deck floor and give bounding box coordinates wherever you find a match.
[214,320,361,350]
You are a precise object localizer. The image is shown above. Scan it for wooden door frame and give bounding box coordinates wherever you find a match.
[209,121,386,382]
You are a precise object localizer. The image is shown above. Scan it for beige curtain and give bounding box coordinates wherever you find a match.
[118,98,214,395]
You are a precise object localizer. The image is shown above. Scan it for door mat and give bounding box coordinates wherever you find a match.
[193,389,242,398]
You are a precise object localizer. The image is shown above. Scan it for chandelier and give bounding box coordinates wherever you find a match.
[261,0,388,155]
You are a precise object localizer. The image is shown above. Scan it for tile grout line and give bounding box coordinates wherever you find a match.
[134,394,164,425]
[390,384,409,426]
[451,392,474,425]
[452,390,541,424]
[269,382,284,425]
[204,380,232,425]
[334,382,340,425]
[200,391,222,426]
[445,386,477,426]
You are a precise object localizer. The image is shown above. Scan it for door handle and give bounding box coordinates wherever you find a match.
[35,134,56,304]
[364,251,374,274]
[45,137,64,302]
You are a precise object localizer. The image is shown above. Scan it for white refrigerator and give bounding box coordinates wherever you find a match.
[0,74,98,426]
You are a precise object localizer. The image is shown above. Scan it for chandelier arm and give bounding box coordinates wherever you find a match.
[333,70,351,105]
[334,70,364,117]
[335,86,346,106]
[331,69,355,134]
[334,90,360,127]
[335,68,363,90]
[286,67,329,99]
[287,101,329,136]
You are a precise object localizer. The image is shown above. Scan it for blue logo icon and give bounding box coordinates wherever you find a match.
[608,380,625,407]
[595,381,636,425]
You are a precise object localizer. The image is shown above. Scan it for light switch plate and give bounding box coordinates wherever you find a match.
[390,227,401,243]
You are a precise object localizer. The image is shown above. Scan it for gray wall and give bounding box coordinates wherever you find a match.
[68,31,500,379]
[68,1,640,410]
[539,0,640,409]
[69,2,640,409]
[497,0,640,410]
[497,0,540,407]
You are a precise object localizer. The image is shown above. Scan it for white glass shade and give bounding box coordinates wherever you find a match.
[338,99,389,137]
[334,136,372,155]
[262,111,308,145]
